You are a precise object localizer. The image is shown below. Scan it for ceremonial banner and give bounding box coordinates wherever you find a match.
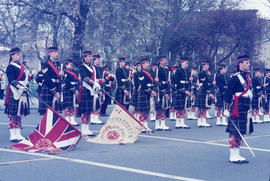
[9,107,81,153]
[87,103,144,144]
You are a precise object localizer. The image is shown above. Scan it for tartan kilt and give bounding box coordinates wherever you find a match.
[155,92,170,110]
[115,87,125,105]
[215,92,224,108]
[78,88,93,115]
[251,94,260,109]
[171,90,177,107]
[131,90,138,107]
[5,91,30,116]
[39,86,54,115]
[63,89,75,108]
[196,89,209,109]
[226,97,253,137]
[174,90,187,110]
[262,95,270,110]
[136,90,151,113]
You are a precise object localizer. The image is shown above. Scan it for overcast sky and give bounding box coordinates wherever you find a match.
[240,0,270,18]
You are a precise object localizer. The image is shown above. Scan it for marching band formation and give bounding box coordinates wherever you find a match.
[3,47,270,163]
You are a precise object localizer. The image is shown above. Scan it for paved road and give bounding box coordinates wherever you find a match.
[0,105,270,181]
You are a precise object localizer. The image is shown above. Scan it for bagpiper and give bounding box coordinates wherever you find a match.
[169,65,178,121]
[187,67,198,120]
[63,59,80,126]
[196,60,215,127]
[90,54,104,125]
[262,69,270,122]
[224,55,253,164]
[251,68,263,123]
[4,47,30,142]
[132,62,142,120]
[77,50,96,136]
[39,47,63,115]
[155,56,171,131]
[36,65,44,115]
[136,58,157,132]
[215,64,229,126]
[149,62,158,122]
[174,58,191,129]
[115,57,130,110]
[206,70,214,119]
[100,66,115,116]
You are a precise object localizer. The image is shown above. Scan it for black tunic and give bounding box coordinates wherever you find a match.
[78,63,94,115]
[63,69,80,108]
[156,66,170,110]
[215,73,229,108]
[136,69,155,113]
[39,60,61,114]
[224,71,253,137]
[251,76,263,109]
[5,62,30,116]
[174,67,190,110]
[262,76,270,111]
[115,67,128,105]
[196,70,213,109]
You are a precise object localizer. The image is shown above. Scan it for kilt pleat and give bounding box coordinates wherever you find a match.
[251,94,260,109]
[136,90,150,113]
[174,90,187,110]
[78,88,93,115]
[63,89,75,108]
[215,92,224,108]
[226,97,253,136]
[38,86,54,115]
[5,91,30,116]
[196,90,209,109]
[115,87,125,105]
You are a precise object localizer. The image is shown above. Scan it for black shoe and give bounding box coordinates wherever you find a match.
[182,126,191,129]
[162,128,172,131]
[240,160,249,164]
[229,160,242,164]
[10,139,18,143]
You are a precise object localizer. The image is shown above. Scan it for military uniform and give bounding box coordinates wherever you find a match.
[90,62,104,124]
[215,65,229,126]
[155,60,171,131]
[136,64,155,131]
[39,59,62,114]
[36,69,44,115]
[251,69,263,123]
[224,55,253,164]
[174,64,191,128]
[5,48,30,142]
[100,67,114,116]
[196,61,213,127]
[63,61,80,126]
[77,50,96,136]
[115,58,129,110]
[169,66,178,120]
[262,70,270,122]
[131,63,142,119]
[148,64,157,122]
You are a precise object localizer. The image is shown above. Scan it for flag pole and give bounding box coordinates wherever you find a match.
[0,67,81,133]
[230,119,255,157]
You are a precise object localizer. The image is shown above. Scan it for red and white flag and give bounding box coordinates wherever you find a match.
[9,107,81,153]
[87,103,144,144]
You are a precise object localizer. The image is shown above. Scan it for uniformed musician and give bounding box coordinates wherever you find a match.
[5,48,30,142]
